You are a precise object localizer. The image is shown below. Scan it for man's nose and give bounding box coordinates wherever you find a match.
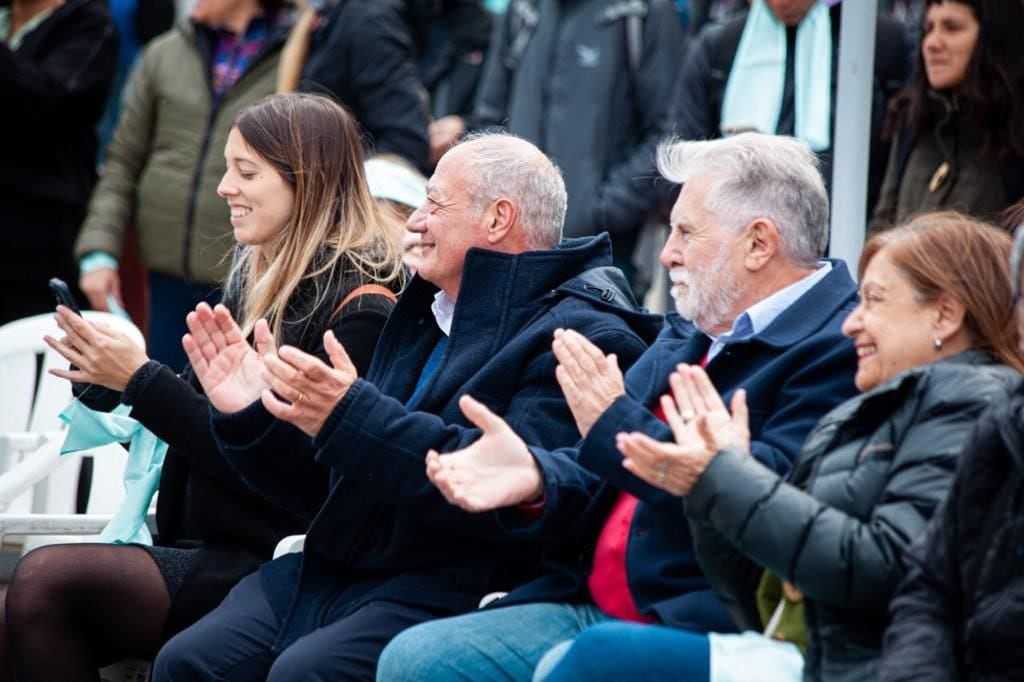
[406,207,427,233]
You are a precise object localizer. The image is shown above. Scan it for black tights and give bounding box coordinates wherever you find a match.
[0,543,170,682]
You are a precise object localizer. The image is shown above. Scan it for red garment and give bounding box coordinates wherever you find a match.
[524,353,709,621]
[585,400,671,623]
[587,491,655,622]
[586,352,707,622]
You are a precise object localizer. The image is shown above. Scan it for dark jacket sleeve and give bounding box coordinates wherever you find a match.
[688,515,766,631]
[211,401,324,521]
[589,0,685,235]
[306,327,647,535]
[686,391,987,611]
[574,333,852,509]
[575,392,681,508]
[342,8,430,170]
[210,305,391,521]
[126,364,262,498]
[878,414,1004,682]
[0,6,116,124]
[877,494,962,682]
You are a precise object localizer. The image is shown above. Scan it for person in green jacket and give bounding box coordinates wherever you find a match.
[75,0,289,370]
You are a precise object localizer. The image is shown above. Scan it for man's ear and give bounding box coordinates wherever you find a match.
[743,218,780,272]
[486,198,517,244]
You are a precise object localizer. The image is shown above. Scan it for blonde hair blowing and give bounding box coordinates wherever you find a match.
[226,93,404,343]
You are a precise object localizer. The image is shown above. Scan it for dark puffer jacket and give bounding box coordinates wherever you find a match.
[686,351,1019,682]
[880,378,1024,682]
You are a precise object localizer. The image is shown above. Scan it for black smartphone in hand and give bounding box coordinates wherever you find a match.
[48,276,111,402]
[49,277,82,315]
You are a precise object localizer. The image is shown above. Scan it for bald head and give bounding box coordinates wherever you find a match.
[453,132,567,249]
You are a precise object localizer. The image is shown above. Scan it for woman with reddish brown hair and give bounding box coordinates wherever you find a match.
[880,219,1024,680]
[528,212,1024,682]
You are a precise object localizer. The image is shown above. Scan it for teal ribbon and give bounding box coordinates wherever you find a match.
[59,399,168,545]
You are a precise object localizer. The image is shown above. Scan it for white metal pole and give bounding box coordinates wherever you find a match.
[829,0,879,275]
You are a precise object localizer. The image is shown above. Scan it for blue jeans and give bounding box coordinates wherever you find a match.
[376,602,613,681]
[147,272,219,372]
[538,622,711,682]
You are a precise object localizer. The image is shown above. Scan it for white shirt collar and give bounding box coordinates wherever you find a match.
[706,261,832,361]
[431,290,456,336]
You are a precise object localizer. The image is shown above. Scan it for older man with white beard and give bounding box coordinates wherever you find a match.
[376,133,861,682]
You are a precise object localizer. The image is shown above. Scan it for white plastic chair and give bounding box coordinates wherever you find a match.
[272,534,507,608]
[273,534,306,558]
[0,312,154,681]
[0,311,145,543]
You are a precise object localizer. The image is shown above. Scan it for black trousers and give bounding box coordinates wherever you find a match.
[151,571,441,681]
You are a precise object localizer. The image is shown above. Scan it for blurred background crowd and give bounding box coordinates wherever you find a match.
[3,0,1023,369]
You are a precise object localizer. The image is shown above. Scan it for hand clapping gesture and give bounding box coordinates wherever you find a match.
[183,303,359,437]
[425,395,544,512]
[551,328,625,438]
[259,330,358,438]
[182,303,276,413]
[617,364,749,497]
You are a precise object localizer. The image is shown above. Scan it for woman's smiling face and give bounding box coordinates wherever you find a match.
[217,127,295,248]
[842,248,944,392]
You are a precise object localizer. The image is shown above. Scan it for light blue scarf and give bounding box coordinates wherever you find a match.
[720,0,832,151]
[59,400,168,545]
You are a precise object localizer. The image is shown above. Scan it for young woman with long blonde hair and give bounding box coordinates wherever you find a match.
[1,92,402,680]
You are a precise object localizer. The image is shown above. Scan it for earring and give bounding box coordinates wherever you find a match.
[934,337,943,351]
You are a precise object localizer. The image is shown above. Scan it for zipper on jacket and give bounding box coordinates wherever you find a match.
[180,21,287,281]
[537,1,563,151]
[182,105,221,282]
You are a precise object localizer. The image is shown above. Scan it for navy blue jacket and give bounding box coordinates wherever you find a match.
[211,235,662,648]
[489,260,860,632]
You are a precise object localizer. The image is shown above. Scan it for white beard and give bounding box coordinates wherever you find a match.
[669,246,742,334]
